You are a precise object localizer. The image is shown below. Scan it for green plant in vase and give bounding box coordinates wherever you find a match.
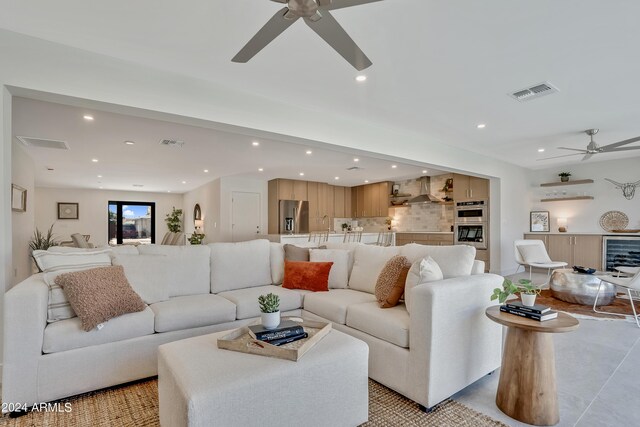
[491,278,539,304]
[188,232,205,245]
[258,293,281,330]
[29,224,60,272]
[558,172,571,182]
[165,207,183,232]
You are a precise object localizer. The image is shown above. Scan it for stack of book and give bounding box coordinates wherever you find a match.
[248,320,308,346]
[500,301,558,321]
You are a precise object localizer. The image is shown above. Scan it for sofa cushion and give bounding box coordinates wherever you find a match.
[218,285,303,320]
[309,249,350,289]
[35,249,114,323]
[375,255,411,308]
[112,254,170,304]
[349,245,401,294]
[270,243,285,285]
[404,256,444,313]
[56,266,146,331]
[283,261,332,292]
[137,245,210,297]
[149,294,237,333]
[209,240,272,293]
[303,289,377,324]
[322,242,360,275]
[42,307,155,354]
[346,302,409,348]
[399,243,476,279]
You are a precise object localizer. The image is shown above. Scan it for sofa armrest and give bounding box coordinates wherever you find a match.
[407,273,503,408]
[2,274,48,406]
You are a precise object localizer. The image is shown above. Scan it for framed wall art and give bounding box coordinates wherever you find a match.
[530,211,550,232]
[58,202,79,220]
[11,184,26,212]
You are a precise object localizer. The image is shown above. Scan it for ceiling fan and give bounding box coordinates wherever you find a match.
[539,129,640,161]
[232,0,382,71]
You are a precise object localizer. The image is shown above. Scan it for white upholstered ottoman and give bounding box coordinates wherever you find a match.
[158,329,369,427]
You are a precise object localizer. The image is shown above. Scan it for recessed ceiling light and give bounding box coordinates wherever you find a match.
[299,172,305,176]
[258,168,264,172]
[355,75,367,82]
[83,115,94,121]
[354,158,360,162]
[334,177,340,180]
[476,123,486,129]
[204,169,209,173]
[124,140,135,145]
[167,190,171,193]
[538,148,545,153]
[364,180,369,183]
[97,175,102,178]
[91,158,98,163]
[306,150,313,155]
[252,141,260,147]
[391,165,397,169]
[182,181,187,184]
[422,170,428,174]
[133,184,144,188]
[99,186,103,189]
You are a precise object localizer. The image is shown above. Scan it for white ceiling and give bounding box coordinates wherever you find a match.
[12,97,444,192]
[3,0,640,170]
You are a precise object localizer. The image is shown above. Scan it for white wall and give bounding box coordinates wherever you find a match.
[11,139,35,284]
[34,188,183,246]
[182,178,221,243]
[530,157,640,232]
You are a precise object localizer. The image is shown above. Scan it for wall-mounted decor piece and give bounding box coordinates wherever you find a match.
[530,211,550,232]
[194,203,202,221]
[58,202,79,220]
[11,184,27,212]
[605,178,640,200]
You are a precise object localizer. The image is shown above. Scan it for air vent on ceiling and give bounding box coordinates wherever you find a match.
[132,184,144,188]
[159,138,184,147]
[509,82,559,102]
[16,136,69,150]
[346,166,363,171]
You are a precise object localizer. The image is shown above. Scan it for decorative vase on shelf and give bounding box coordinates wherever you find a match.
[560,176,569,182]
[261,311,280,330]
[521,293,537,307]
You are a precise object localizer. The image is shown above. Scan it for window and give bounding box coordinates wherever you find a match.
[108,201,155,245]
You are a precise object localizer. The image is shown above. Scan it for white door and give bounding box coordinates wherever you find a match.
[231,192,261,242]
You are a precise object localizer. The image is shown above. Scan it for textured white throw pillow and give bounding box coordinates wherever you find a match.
[404,256,444,313]
[517,244,552,264]
[310,249,350,289]
[348,245,401,294]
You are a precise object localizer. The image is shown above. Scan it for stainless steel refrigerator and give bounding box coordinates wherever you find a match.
[279,200,309,234]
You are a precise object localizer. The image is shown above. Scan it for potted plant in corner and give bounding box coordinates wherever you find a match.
[558,172,571,182]
[29,224,59,272]
[165,207,183,233]
[491,278,540,307]
[258,293,280,330]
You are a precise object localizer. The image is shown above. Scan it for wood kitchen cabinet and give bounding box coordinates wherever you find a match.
[275,179,307,201]
[334,186,345,217]
[453,174,489,201]
[524,233,603,270]
[352,181,392,218]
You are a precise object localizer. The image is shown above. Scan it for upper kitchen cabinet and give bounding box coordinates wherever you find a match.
[453,174,489,201]
[334,186,345,217]
[352,181,392,218]
[275,179,308,201]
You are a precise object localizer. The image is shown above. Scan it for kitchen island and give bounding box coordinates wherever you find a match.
[267,232,392,245]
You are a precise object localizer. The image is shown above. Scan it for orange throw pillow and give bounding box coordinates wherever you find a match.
[282,261,333,292]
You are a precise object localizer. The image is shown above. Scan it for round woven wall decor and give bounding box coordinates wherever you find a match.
[599,211,629,232]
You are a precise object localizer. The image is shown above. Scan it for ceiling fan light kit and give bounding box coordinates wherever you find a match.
[539,128,640,162]
[232,0,382,71]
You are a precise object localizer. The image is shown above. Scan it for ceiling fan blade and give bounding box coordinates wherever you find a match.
[232,7,298,63]
[537,153,583,161]
[304,11,372,70]
[600,135,640,150]
[325,0,384,10]
[601,146,640,153]
[582,153,594,161]
[557,147,589,153]
[270,0,287,3]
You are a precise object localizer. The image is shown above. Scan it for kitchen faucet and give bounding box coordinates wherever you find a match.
[321,215,331,232]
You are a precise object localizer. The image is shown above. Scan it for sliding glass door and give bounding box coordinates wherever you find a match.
[108,201,155,245]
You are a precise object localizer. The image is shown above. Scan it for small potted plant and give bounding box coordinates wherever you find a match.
[385,217,392,231]
[491,278,539,306]
[258,293,280,330]
[188,232,205,245]
[341,223,349,232]
[29,224,59,272]
[558,172,571,182]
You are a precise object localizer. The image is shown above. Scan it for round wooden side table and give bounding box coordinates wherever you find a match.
[485,306,579,426]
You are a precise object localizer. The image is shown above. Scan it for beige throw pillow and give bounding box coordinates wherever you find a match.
[55,265,146,331]
[404,256,444,313]
[284,244,310,261]
[375,255,411,308]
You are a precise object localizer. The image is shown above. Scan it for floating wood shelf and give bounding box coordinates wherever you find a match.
[390,194,412,198]
[390,204,410,208]
[540,179,594,187]
[540,196,594,202]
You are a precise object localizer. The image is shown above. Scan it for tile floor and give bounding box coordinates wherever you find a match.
[453,272,640,426]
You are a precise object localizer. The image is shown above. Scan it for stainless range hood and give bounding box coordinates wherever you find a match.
[408,177,443,204]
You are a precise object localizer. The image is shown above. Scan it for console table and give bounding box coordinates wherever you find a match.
[486,306,579,426]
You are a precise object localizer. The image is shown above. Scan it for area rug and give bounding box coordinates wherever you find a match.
[0,378,507,427]
[536,289,636,320]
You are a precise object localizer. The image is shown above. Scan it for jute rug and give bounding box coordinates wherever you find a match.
[0,378,507,427]
[536,289,636,319]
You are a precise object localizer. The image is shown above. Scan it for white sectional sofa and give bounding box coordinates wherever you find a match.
[3,239,502,411]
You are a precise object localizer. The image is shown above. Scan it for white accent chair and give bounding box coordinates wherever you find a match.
[514,239,568,284]
[593,270,640,328]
